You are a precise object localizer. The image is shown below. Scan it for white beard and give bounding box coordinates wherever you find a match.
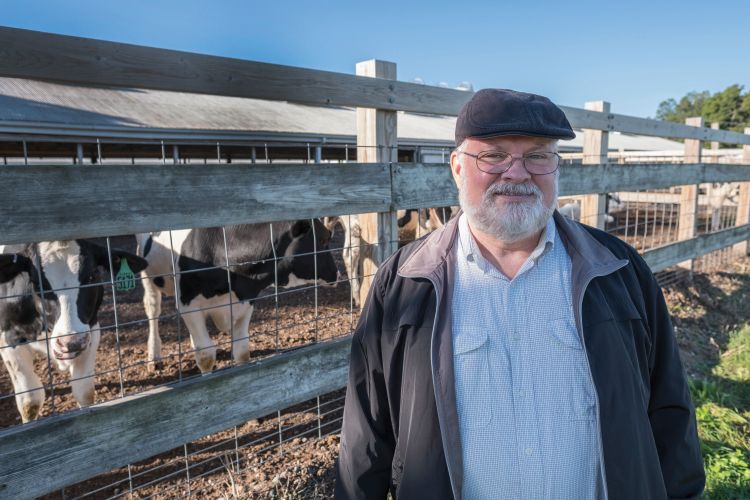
[459,171,557,243]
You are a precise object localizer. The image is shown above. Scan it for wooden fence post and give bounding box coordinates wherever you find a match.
[580,100,610,229]
[678,116,703,272]
[356,59,398,306]
[734,127,750,257]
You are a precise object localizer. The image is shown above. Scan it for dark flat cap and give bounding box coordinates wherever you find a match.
[455,88,575,145]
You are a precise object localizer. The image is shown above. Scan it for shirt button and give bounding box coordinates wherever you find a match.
[525,448,533,456]
[517,390,525,398]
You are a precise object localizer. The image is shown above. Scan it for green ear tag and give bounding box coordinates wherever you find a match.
[115,260,136,292]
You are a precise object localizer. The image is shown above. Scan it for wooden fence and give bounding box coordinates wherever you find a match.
[1,26,750,498]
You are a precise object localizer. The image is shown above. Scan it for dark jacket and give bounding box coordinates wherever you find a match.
[335,211,704,500]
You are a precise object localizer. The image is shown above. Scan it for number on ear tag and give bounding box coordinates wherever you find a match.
[115,260,136,292]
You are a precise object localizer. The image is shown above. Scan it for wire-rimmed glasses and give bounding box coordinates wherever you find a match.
[459,150,561,175]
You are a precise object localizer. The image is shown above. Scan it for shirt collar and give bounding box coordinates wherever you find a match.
[457,213,556,275]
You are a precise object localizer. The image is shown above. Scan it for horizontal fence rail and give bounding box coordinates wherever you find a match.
[644,224,750,272]
[2,162,750,245]
[0,27,469,117]
[2,27,750,144]
[0,337,351,499]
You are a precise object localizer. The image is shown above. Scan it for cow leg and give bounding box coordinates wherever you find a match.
[142,275,163,371]
[345,217,362,308]
[0,341,45,422]
[181,308,216,374]
[69,327,100,408]
[230,303,253,364]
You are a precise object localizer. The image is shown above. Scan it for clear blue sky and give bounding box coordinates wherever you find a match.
[4,0,748,118]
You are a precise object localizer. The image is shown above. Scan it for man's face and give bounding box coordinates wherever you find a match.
[450,135,559,242]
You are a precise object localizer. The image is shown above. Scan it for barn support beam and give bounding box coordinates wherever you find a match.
[355,59,398,307]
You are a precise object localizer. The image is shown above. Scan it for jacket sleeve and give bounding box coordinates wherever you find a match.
[638,258,705,499]
[335,274,395,499]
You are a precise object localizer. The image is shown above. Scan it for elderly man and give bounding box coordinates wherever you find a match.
[335,89,704,499]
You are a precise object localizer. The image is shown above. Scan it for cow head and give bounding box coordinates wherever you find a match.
[278,219,339,288]
[0,241,148,367]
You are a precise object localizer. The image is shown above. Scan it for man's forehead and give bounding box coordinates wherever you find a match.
[468,135,558,150]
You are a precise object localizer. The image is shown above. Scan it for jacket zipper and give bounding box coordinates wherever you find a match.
[576,261,628,500]
[424,273,462,500]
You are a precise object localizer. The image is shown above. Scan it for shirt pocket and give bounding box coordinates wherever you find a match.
[452,328,492,428]
[549,317,583,350]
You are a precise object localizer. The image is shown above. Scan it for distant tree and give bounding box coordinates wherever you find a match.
[656,85,750,145]
[655,91,710,122]
[702,84,750,133]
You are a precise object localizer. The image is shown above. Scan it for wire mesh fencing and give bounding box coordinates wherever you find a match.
[39,389,345,499]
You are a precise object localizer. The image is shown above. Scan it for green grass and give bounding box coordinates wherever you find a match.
[690,325,750,499]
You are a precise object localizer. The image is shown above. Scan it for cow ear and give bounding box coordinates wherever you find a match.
[0,254,30,283]
[86,241,148,274]
[109,250,149,274]
[291,220,311,238]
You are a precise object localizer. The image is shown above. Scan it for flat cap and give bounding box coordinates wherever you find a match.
[455,88,575,146]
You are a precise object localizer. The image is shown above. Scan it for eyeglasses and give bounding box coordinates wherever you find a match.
[459,150,561,175]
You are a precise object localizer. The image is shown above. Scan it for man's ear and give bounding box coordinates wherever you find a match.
[450,150,463,188]
[0,254,31,283]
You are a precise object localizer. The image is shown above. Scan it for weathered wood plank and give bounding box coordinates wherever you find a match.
[3,162,750,245]
[0,27,470,116]
[609,112,750,144]
[392,163,750,210]
[391,163,457,208]
[644,224,750,272]
[0,337,352,499]
[0,162,390,245]
[615,191,734,206]
[559,105,750,144]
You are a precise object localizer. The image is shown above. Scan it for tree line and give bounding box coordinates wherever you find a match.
[656,84,750,137]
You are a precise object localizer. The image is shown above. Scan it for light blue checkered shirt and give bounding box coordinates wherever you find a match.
[451,214,602,499]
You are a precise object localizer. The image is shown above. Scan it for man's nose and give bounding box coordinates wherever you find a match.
[499,157,532,182]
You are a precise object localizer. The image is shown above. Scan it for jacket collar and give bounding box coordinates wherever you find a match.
[398,209,624,279]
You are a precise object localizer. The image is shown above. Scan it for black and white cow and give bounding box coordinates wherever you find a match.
[137,220,338,374]
[0,241,147,422]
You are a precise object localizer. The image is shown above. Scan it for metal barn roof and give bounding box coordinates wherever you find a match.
[0,77,683,152]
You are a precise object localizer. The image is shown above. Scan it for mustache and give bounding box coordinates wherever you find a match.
[485,182,542,197]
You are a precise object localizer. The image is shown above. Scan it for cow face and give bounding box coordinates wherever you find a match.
[0,241,147,367]
[279,219,339,288]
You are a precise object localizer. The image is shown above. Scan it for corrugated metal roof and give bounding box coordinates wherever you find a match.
[0,77,683,151]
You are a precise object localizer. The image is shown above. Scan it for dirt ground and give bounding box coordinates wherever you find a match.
[3,218,750,498]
